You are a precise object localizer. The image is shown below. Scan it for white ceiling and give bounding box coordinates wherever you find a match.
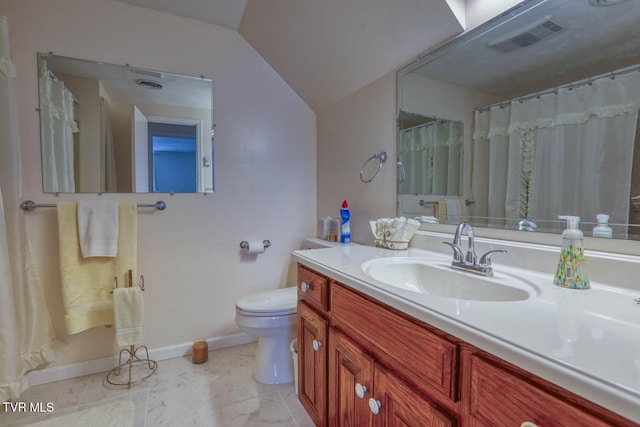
[116,0,465,112]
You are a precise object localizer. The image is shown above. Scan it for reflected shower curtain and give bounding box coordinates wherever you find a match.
[0,16,63,402]
[471,106,510,228]
[39,59,77,193]
[398,120,459,196]
[472,70,640,232]
[101,97,117,192]
[399,125,431,194]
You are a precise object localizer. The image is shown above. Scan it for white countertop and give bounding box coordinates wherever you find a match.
[292,244,640,423]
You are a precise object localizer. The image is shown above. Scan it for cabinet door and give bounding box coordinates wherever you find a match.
[329,329,375,427]
[371,365,457,427]
[298,301,329,426]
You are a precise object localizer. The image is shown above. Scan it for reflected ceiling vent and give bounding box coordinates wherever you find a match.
[135,79,163,90]
[589,0,628,6]
[488,15,564,53]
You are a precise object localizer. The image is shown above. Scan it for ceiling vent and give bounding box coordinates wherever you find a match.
[488,15,564,53]
[136,79,163,90]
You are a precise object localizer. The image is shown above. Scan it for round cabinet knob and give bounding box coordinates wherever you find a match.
[312,339,322,351]
[355,383,367,399]
[521,423,539,427]
[300,282,310,292]
[368,398,382,415]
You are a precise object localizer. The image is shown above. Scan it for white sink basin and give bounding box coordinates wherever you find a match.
[361,257,537,302]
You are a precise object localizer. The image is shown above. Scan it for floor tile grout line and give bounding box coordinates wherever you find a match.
[275,388,299,426]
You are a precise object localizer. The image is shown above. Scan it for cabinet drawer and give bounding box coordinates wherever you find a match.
[297,265,329,311]
[468,354,620,427]
[331,283,459,402]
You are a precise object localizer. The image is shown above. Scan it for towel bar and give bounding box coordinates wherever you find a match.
[19,200,167,211]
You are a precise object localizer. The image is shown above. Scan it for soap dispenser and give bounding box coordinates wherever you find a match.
[554,216,590,289]
[592,214,613,238]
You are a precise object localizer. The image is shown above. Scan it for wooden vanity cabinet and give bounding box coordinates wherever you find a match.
[296,264,638,427]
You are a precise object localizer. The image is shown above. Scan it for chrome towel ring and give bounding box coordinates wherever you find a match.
[360,151,387,183]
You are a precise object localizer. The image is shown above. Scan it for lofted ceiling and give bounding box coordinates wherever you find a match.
[116,0,465,112]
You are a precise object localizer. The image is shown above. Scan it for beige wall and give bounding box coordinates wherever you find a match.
[4,0,316,366]
[317,73,397,245]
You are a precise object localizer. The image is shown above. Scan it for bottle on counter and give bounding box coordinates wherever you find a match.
[554,215,590,290]
[592,214,613,238]
[340,200,351,244]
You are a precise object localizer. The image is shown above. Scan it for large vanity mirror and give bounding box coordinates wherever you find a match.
[397,0,640,240]
[38,53,214,194]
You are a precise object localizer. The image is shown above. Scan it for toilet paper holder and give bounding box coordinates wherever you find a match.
[239,240,271,250]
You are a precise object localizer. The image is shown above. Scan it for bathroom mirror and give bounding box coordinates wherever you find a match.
[397,0,640,239]
[38,53,214,194]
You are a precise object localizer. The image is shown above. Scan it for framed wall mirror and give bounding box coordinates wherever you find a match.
[37,53,214,194]
[397,0,640,240]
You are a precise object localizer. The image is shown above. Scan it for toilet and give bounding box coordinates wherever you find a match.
[235,286,298,384]
[235,238,352,384]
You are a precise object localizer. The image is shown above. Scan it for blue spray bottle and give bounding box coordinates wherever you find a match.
[340,200,351,243]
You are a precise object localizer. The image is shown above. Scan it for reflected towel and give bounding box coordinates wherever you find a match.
[435,199,447,223]
[446,198,463,223]
[113,287,144,347]
[57,203,137,334]
[77,199,119,257]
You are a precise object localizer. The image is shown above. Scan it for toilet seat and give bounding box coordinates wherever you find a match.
[235,287,297,317]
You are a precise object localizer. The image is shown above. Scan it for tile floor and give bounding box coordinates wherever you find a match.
[0,343,314,426]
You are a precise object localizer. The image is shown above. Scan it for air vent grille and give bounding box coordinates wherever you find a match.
[489,19,564,53]
[136,79,163,90]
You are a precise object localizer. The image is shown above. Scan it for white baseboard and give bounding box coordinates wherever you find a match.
[25,333,256,387]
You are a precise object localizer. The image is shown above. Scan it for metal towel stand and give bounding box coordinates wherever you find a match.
[106,271,158,389]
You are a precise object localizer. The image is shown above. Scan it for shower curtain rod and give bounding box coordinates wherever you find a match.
[44,68,80,105]
[476,62,640,112]
[19,200,167,211]
[400,118,445,132]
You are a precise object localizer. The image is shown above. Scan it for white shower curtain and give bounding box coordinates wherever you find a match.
[39,58,78,193]
[472,70,640,231]
[0,16,63,402]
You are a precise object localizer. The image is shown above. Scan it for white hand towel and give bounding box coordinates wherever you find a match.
[445,198,463,222]
[113,287,144,347]
[77,199,119,257]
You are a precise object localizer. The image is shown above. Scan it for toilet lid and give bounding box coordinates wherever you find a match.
[236,286,297,315]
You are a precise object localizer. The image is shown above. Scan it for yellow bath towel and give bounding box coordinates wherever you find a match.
[57,203,137,334]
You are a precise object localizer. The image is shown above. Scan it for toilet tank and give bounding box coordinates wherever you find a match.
[302,238,359,249]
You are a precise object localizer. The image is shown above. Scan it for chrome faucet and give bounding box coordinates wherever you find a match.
[443,222,507,276]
